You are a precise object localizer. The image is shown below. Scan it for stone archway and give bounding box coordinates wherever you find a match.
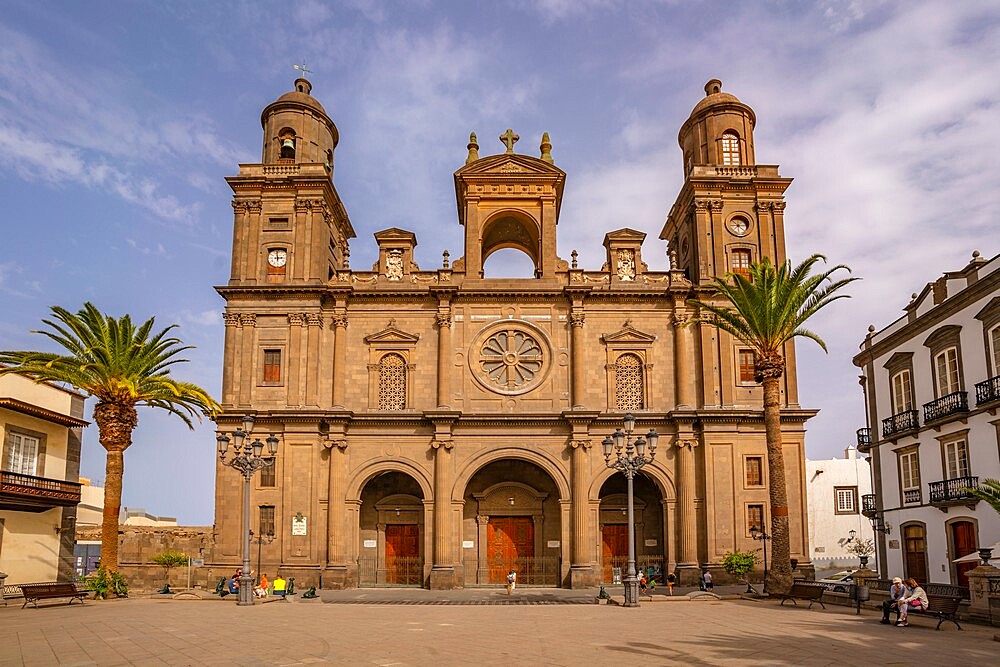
[597,471,667,584]
[358,471,426,587]
[460,460,562,586]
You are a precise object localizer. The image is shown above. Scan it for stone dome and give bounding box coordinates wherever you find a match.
[688,79,753,123]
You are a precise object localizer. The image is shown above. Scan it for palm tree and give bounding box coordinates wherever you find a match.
[0,303,219,572]
[965,479,1000,515]
[688,255,859,593]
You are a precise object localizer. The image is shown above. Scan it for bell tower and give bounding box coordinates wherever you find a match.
[451,130,566,279]
[226,78,354,286]
[660,79,791,285]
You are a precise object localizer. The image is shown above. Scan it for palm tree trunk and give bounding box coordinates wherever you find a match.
[762,374,792,594]
[93,402,137,573]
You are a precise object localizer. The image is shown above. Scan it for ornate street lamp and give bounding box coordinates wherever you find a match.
[217,415,280,606]
[602,413,658,608]
[750,524,771,594]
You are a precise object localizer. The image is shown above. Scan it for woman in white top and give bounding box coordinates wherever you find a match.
[896,577,929,626]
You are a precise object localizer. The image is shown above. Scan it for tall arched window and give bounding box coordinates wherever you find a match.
[378,353,407,410]
[721,132,741,165]
[614,353,644,411]
[731,248,752,280]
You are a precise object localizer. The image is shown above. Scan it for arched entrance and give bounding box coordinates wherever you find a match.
[461,459,562,586]
[598,472,665,583]
[902,522,928,584]
[358,471,426,587]
[948,518,978,589]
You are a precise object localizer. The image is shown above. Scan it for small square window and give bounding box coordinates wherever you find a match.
[834,486,858,514]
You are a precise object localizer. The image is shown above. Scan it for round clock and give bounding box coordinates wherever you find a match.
[267,248,287,267]
[728,217,750,236]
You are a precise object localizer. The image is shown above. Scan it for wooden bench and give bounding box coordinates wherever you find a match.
[913,594,962,630]
[21,582,87,608]
[777,582,826,609]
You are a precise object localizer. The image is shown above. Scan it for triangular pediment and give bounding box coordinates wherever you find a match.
[373,228,417,244]
[601,320,657,344]
[455,153,565,179]
[363,319,420,344]
[604,228,648,244]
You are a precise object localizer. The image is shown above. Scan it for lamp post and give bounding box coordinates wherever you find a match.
[750,524,771,594]
[251,528,276,586]
[602,413,658,608]
[217,415,280,606]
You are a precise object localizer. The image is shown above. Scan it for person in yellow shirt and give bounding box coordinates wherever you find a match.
[273,574,287,598]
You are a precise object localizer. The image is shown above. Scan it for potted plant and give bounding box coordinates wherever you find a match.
[847,538,875,568]
[84,566,129,600]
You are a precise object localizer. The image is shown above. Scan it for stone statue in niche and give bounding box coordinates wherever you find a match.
[617,249,636,281]
[386,249,403,281]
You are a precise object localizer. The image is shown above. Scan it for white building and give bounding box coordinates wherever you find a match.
[806,447,873,574]
[854,251,1000,589]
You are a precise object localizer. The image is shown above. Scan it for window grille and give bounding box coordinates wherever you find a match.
[614,353,644,411]
[378,353,407,410]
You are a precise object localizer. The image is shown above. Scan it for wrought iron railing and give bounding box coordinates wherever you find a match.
[861,494,878,517]
[903,488,921,504]
[929,476,979,504]
[976,375,1000,406]
[602,555,665,583]
[923,391,969,422]
[356,556,423,587]
[856,428,872,452]
[462,556,562,586]
[0,471,82,504]
[882,410,919,437]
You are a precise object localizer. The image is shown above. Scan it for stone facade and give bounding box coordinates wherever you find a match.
[213,78,817,590]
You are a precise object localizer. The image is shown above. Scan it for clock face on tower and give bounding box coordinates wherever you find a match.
[267,248,287,267]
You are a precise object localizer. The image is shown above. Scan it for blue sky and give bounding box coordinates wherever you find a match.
[1,1,998,524]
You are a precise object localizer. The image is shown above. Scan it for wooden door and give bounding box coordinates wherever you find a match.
[903,524,928,585]
[602,524,628,582]
[385,524,419,585]
[952,521,977,589]
[487,517,534,583]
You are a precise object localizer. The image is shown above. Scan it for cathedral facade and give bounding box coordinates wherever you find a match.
[213,78,816,589]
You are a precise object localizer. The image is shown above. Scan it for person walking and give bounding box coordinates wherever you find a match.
[880,577,907,624]
[506,569,517,595]
[702,569,714,591]
[666,572,676,596]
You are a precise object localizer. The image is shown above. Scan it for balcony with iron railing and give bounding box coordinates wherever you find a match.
[976,375,1000,406]
[0,470,82,512]
[882,410,919,438]
[903,488,922,505]
[923,391,969,423]
[929,476,979,507]
[861,493,878,517]
[856,428,872,452]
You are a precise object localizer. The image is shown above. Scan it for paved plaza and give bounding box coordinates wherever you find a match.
[1,588,996,666]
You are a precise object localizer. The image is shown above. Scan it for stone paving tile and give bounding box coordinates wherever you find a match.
[0,593,996,666]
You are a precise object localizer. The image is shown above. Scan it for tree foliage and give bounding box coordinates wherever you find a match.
[964,478,1000,515]
[721,549,761,581]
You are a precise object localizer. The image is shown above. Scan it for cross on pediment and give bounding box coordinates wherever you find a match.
[499,128,519,154]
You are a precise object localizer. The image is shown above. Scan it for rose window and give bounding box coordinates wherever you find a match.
[478,329,543,391]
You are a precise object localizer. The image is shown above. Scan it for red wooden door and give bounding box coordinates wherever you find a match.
[952,521,977,589]
[602,524,628,582]
[385,524,419,585]
[487,517,534,583]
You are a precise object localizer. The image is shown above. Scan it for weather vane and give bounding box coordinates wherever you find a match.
[293,61,313,76]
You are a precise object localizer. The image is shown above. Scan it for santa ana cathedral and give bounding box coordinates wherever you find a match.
[212,77,816,589]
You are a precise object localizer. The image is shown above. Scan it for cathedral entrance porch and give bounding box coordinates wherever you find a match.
[358,472,426,587]
[599,473,667,584]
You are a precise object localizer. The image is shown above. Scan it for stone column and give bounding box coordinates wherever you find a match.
[570,312,586,408]
[246,201,262,283]
[305,314,323,406]
[287,313,305,406]
[676,437,700,583]
[324,438,348,588]
[435,312,452,408]
[430,438,458,589]
[673,309,695,409]
[222,313,241,407]
[476,515,490,585]
[331,313,348,408]
[230,200,247,282]
[238,313,256,407]
[569,438,596,588]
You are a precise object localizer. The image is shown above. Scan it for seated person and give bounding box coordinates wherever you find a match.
[881,577,907,624]
[255,574,269,598]
[226,576,240,596]
[273,574,287,597]
[896,578,928,626]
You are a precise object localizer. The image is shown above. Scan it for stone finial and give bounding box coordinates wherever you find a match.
[442,250,450,269]
[500,128,519,154]
[704,79,722,96]
[540,132,553,163]
[867,324,875,333]
[571,249,578,269]
[466,132,479,165]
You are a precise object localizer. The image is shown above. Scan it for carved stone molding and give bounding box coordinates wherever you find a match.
[331,314,349,329]
[570,312,585,328]
[772,201,786,212]
[709,200,723,211]
[694,199,710,211]
[306,313,324,327]
[672,311,691,327]
[476,514,490,525]
[675,438,699,450]
[435,312,452,328]
[223,313,242,327]
[288,313,306,326]
[432,439,454,450]
[240,313,257,327]
[571,439,592,450]
[246,201,262,214]
[323,438,348,451]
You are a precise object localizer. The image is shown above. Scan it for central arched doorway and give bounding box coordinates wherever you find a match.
[358,471,426,587]
[461,459,562,586]
[598,472,666,583]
